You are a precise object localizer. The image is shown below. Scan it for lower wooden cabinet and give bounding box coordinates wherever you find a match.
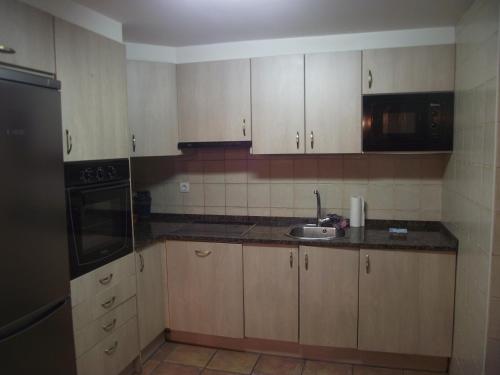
[136,243,166,350]
[299,246,359,348]
[243,245,299,342]
[358,249,456,357]
[166,241,244,338]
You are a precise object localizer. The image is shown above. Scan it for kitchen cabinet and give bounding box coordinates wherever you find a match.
[0,0,55,73]
[251,55,305,154]
[305,51,362,153]
[299,246,359,348]
[362,45,455,94]
[166,241,244,338]
[177,59,251,143]
[127,60,179,157]
[243,245,299,342]
[55,19,129,162]
[358,249,456,357]
[136,243,166,350]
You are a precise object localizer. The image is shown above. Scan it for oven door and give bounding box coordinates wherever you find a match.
[66,181,132,279]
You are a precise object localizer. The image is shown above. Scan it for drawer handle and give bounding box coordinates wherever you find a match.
[102,318,117,332]
[289,250,293,268]
[104,341,118,355]
[65,129,72,155]
[101,296,116,309]
[0,45,16,54]
[365,254,370,274]
[195,250,212,257]
[99,273,113,285]
[139,253,144,272]
[368,69,373,89]
[305,253,309,270]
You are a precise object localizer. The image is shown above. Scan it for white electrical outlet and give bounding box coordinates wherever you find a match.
[179,182,190,193]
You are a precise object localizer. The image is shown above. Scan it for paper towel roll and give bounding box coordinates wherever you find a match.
[350,196,365,227]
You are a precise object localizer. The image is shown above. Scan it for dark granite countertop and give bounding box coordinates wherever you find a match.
[134,214,458,252]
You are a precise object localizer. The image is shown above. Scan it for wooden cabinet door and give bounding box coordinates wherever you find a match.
[55,19,128,161]
[166,241,244,338]
[305,51,362,154]
[362,45,455,94]
[136,243,166,350]
[299,246,358,348]
[358,249,456,357]
[0,0,55,73]
[251,55,305,154]
[127,61,179,157]
[177,59,250,143]
[243,245,299,342]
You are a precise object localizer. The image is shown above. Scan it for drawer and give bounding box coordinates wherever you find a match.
[76,316,139,375]
[74,297,137,358]
[72,274,137,331]
[71,253,135,307]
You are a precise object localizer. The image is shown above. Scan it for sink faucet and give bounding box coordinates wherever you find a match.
[313,190,323,226]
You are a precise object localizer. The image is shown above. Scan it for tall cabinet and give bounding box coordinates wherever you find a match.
[55,19,129,161]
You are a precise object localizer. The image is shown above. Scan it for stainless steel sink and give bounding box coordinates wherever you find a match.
[286,224,345,240]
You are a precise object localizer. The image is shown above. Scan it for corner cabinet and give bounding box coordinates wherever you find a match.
[251,55,305,154]
[358,249,456,357]
[166,241,244,338]
[0,0,55,73]
[177,59,251,143]
[135,243,166,351]
[127,61,179,157]
[362,45,455,94]
[55,19,129,161]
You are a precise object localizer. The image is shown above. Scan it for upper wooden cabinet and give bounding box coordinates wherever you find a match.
[177,59,251,143]
[358,249,456,357]
[299,246,359,348]
[127,60,179,157]
[305,51,362,154]
[362,45,455,94]
[166,241,244,338]
[243,245,299,342]
[0,0,55,73]
[251,55,305,154]
[55,19,129,162]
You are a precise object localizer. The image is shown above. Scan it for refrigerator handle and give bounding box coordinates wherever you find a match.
[0,298,68,343]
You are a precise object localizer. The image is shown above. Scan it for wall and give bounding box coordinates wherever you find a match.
[132,149,447,220]
[441,0,500,373]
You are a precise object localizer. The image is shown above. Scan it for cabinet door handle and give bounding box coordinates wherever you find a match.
[365,254,370,274]
[289,250,293,268]
[296,131,300,149]
[99,273,113,285]
[310,131,314,149]
[0,45,16,54]
[305,253,309,270]
[65,129,72,155]
[101,296,116,309]
[104,341,118,355]
[368,69,373,89]
[242,119,246,136]
[139,253,144,272]
[102,318,117,332]
[132,134,136,152]
[195,250,212,257]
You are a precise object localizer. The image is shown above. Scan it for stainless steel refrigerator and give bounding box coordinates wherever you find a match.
[0,68,77,374]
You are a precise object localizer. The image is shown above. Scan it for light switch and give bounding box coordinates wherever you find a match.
[179,182,190,193]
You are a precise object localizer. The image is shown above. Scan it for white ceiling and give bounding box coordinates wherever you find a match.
[75,0,473,47]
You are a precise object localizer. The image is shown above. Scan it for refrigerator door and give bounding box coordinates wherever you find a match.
[0,70,70,328]
[0,297,76,374]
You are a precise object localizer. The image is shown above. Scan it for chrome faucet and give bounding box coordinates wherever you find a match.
[313,190,323,226]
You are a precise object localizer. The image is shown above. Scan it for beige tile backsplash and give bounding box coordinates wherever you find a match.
[132,150,447,220]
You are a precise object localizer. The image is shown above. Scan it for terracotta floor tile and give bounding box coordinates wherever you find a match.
[142,359,161,375]
[303,360,353,375]
[202,370,240,375]
[207,350,259,374]
[151,342,178,362]
[154,362,201,375]
[166,344,216,368]
[252,355,303,375]
[353,366,403,375]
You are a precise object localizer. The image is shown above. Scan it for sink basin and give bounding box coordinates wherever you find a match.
[286,224,345,240]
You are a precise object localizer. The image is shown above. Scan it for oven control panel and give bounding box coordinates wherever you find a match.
[65,159,130,187]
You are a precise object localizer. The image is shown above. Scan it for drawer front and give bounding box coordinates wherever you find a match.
[72,274,137,331]
[74,297,137,358]
[76,317,139,375]
[71,254,135,307]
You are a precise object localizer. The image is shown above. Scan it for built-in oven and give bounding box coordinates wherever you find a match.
[65,159,132,279]
[362,92,454,152]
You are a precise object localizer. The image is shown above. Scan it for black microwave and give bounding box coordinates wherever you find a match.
[362,92,454,152]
